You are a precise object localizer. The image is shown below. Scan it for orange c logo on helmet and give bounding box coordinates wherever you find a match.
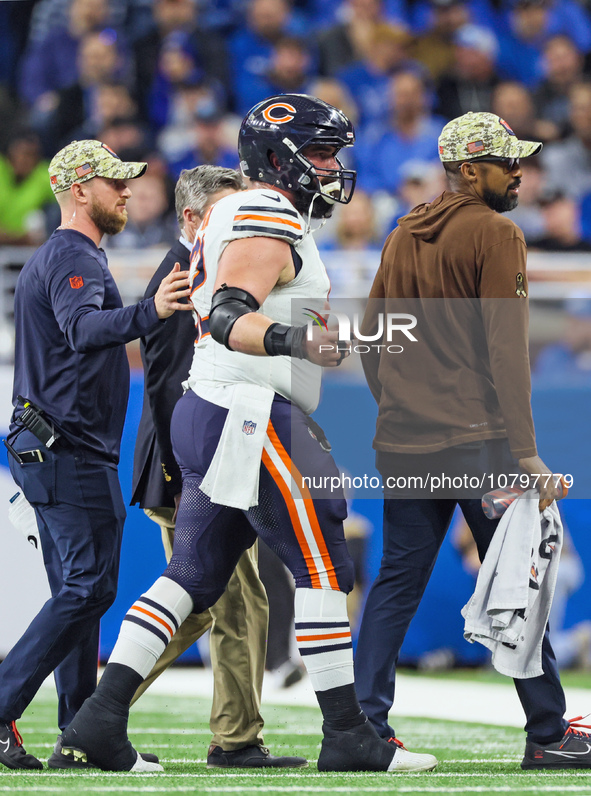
[262,102,296,124]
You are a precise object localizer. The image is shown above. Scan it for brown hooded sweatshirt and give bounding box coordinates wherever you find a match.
[361,190,537,458]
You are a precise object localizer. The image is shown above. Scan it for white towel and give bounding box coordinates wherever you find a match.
[462,490,563,678]
[200,383,275,510]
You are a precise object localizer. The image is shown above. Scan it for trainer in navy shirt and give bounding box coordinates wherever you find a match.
[0,139,190,773]
[11,228,160,464]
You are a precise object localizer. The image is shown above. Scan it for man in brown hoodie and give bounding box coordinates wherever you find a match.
[354,112,589,770]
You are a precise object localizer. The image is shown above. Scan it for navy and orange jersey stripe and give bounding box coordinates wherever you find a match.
[190,205,215,296]
[262,420,339,591]
[194,313,210,344]
[190,236,206,294]
[232,203,304,243]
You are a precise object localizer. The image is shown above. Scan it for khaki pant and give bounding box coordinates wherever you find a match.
[131,507,269,750]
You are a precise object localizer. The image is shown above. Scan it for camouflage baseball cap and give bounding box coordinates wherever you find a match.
[438,112,542,162]
[48,140,147,194]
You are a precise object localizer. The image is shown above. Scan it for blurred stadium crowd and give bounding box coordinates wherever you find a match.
[3,0,591,252]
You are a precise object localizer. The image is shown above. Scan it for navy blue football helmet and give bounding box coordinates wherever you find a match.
[238,94,356,219]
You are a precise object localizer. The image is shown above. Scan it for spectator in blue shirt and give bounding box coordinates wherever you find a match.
[338,23,425,132]
[229,0,305,115]
[156,80,228,164]
[235,36,314,116]
[44,29,128,152]
[18,0,111,108]
[497,0,591,89]
[355,70,444,194]
[133,0,229,124]
[167,104,238,180]
[147,31,228,132]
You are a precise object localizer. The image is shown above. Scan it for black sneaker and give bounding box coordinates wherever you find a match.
[522,716,591,769]
[48,734,160,769]
[207,744,308,769]
[317,718,438,773]
[60,697,162,772]
[0,721,43,770]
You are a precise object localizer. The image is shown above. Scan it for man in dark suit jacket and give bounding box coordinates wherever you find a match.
[130,165,304,769]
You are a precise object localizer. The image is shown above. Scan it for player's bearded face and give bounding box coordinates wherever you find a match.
[90,194,128,235]
[294,184,336,219]
[301,146,344,219]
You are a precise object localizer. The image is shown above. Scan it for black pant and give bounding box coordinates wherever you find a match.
[354,442,568,745]
[0,429,125,729]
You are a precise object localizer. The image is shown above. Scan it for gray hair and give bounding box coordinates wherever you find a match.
[175,165,245,225]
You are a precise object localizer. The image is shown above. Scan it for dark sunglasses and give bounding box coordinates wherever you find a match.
[458,157,520,172]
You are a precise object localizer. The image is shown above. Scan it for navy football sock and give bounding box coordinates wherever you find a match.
[94,663,144,713]
[316,683,367,731]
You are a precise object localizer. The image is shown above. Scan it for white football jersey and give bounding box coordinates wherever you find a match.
[186,188,330,414]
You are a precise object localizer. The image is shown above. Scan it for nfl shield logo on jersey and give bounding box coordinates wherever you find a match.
[242,420,257,435]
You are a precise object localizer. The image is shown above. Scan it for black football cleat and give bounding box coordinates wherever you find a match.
[0,721,43,770]
[522,716,591,769]
[48,734,160,769]
[60,696,162,772]
[317,718,438,772]
[207,744,308,768]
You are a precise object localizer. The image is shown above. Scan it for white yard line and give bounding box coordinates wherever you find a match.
[1,787,591,794]
[111,667,591,730]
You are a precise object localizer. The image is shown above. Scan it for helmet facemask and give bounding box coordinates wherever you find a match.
[280,139,357,219]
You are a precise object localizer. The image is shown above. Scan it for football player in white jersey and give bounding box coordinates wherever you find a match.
[57,95,438,775]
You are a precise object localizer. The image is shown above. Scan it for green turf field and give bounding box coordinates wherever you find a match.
[2,683,591,796]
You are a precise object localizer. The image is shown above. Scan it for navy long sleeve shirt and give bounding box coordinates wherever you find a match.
[10,228,162,465]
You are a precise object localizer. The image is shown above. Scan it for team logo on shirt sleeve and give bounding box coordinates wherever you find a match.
[69,276,84,289]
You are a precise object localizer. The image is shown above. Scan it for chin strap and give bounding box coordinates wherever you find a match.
[305,192,329,235]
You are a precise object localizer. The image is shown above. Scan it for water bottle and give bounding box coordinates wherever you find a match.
[482,478,567,520]
[8,491,40,549]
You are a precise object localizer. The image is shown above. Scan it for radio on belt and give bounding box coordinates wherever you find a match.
[16,395,61,448]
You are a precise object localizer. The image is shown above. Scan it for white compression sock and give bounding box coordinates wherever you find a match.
[108,576,194,678]
[294,587,354,692]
